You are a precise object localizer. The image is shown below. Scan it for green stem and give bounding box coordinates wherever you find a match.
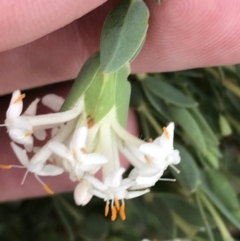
[53,197,76,241]
[140,104,163,134]
[200,191,233,241]
[195,190,215,241]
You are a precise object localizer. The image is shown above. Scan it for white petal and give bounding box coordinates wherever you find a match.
[126,189,150,199]
[81,153,108,165]
[104,167,125,188]
[27,98,84,127]
[38,164,64,176]
[139,143,168,160]
[6,90,23,118]
[42,94,65,112]
[118,178,133,190]
[74,181,93,206]
[24,98,40,116]
[70,126,88,151]
[10,142,29,166]
[90,189,107,200]
[84,176,107,191]
[28,162,44,173]
[48,142,74,162]
[33,129,47,141]
[9,129,33,147]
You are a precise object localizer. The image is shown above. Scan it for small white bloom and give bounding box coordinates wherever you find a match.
[85,167,149,221]
[0,142,64,194]
[138,122,181,171]
[48,126,108,179]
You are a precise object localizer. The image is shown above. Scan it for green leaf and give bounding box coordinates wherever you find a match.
[60,52,100,111]
[173,143,202,192]
[115,64,131,127]
[80,214,110,241]
[205,169,240,220]
[201,183,240,229]
[142,76,198,108]
[188,108,219,145]
[85,64,130,125]
[142,87,171,120]
[157,193,211,228]
[169,106,207,154]
[100,0,149,73]
[219,114,232,137]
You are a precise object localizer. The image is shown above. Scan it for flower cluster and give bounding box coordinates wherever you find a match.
[1,90,180,221]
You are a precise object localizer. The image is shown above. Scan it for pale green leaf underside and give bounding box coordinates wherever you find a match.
[100,0,149,73]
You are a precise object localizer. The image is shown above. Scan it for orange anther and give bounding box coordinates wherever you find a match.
[111,206,117,221]
[0,164,12,169]
[87,119,95,128]
[52,158,58,165]
[13,93,26,104]
[114,198,120,210]
[144,155,151,164]
[163,127,170,139]
[148,138,153,143]
[119,205,126,221]
[24,128,35,137]
[80,148,87,154]
[105,203,109,217]
[43,184,54,195]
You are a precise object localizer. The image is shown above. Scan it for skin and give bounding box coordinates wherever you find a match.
[1,0,240,201]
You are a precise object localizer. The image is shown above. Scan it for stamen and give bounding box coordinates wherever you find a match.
[0,164,12,169]
[43,184,54,195]
[87,119,95,128]
[114,198,120,210]
[119,205,126,221]
[105,203,110,216]
[144,155,152,164]
[52,158,58,165]
[163,127,170,139]
[148,138,153,143]
[111,206,117,221]
[13,93,26,104]
[24,128,35,137]
[81,148,87,154]
[170,164,180,174]
[159,178,176,182]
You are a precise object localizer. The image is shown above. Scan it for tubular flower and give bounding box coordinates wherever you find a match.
[1,52,181,221]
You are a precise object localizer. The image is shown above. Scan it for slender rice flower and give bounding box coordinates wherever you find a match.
[2,52,181,221]
[0,142,64,194]
[48,126,108,180]
[84,167,149,221]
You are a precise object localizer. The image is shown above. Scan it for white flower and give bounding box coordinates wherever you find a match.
[48,126,108,180]
[84,167,149,221]
[0,142,64,194]
[74,180,93,206]
[138,122,181,171]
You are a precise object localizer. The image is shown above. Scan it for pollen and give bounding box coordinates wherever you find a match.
[13,93,26,104]
[148,137,153,143]
[163,126,170,139]
[81,148,87,154]
[144,155,152,164]
[119,205,126,221]
[52,158,58,165]
[0,164,12,169]
[111,206,117,221]
[105,203,109,216]
[87,119,95,128]
[24,128,35,137]
[43,184,54,195]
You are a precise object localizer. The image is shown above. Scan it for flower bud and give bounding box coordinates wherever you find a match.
[74,181,93,206]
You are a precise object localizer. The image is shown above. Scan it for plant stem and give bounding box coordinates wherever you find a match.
[200,191,233,241]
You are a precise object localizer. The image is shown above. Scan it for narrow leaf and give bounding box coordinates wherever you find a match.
[142,76,198,108]
[172,143,202,192]
[169,106,207,154]
[100,0,149,73]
